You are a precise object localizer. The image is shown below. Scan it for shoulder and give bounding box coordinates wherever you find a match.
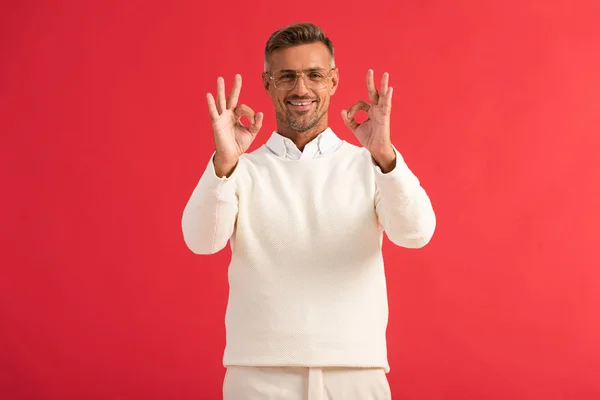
[342,141,371,157]
[232,146,274,180]
[337,141,377,166]
[238,145,271,165]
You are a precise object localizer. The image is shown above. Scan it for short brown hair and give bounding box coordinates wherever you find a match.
[264,22,335,70]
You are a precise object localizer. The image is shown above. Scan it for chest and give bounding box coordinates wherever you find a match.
[236,160,378,235]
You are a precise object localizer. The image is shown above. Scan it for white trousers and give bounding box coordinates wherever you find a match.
[223,366,392,400]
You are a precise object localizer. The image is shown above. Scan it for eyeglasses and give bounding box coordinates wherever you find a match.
[266,68,334,91]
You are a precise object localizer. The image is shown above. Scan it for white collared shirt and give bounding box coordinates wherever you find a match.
[264,128,344,160]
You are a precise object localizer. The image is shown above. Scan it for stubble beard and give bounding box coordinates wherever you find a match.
[277,106,325,134]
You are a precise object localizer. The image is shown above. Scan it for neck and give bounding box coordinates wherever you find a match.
[276,119,329,152]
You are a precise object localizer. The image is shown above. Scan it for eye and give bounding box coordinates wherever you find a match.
[309,72,324,79]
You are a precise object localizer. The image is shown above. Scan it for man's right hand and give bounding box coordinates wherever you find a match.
[206,74,263,178]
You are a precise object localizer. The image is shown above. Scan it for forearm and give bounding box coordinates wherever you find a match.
[374,148,436,248]
[181,153,239,255]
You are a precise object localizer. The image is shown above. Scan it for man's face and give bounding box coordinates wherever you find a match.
[264,43,339,134]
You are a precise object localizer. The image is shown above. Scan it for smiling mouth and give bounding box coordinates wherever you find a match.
[287,100,316,106]
[286,100,317,111]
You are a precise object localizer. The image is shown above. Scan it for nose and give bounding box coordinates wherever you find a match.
[289,74,310,96]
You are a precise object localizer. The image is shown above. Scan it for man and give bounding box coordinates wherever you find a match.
[182,22,436,400]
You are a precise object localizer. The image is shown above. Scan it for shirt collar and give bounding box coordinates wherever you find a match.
[265,128,342,159]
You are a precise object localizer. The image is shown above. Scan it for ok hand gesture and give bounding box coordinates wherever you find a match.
[341,70,396,172]
[206,74,263,177]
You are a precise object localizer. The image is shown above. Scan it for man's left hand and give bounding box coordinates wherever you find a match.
[342,69,397,173]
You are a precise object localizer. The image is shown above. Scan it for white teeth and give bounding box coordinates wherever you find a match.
[290,102,312,106]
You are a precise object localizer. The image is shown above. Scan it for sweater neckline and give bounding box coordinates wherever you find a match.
[257,140,352,163]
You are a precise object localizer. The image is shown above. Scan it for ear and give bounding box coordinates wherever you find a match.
[262,72,273,97]
[329,68,340,96]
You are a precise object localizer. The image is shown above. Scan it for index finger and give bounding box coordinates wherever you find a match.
[366,69,379,105]
[347,100,371,119]
[234,104,256,124]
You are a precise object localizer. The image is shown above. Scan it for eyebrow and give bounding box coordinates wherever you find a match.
[278,67,325,72]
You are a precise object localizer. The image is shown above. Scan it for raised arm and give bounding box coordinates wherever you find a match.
[373,149,436,248]
[181,74,263,254]
[342,69,435,248]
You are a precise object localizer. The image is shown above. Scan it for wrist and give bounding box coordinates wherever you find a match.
[371,146,396,173]
[213,153,239,178]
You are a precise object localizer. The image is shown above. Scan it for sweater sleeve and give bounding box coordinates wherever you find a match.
[373,147,436,248]
[181,153,239,255]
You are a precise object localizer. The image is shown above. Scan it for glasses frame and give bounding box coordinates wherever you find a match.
[265,67,336,91]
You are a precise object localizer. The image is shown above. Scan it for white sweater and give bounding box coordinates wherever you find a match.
[181,129,436,373]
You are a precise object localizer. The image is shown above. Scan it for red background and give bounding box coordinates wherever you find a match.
[2,0,600,399]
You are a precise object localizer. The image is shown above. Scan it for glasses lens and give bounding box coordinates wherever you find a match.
[274,69,329,90]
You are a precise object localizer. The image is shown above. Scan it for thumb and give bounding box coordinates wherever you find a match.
[248,112,263,135]
[341,109,358,131]
[341,109,348,121]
